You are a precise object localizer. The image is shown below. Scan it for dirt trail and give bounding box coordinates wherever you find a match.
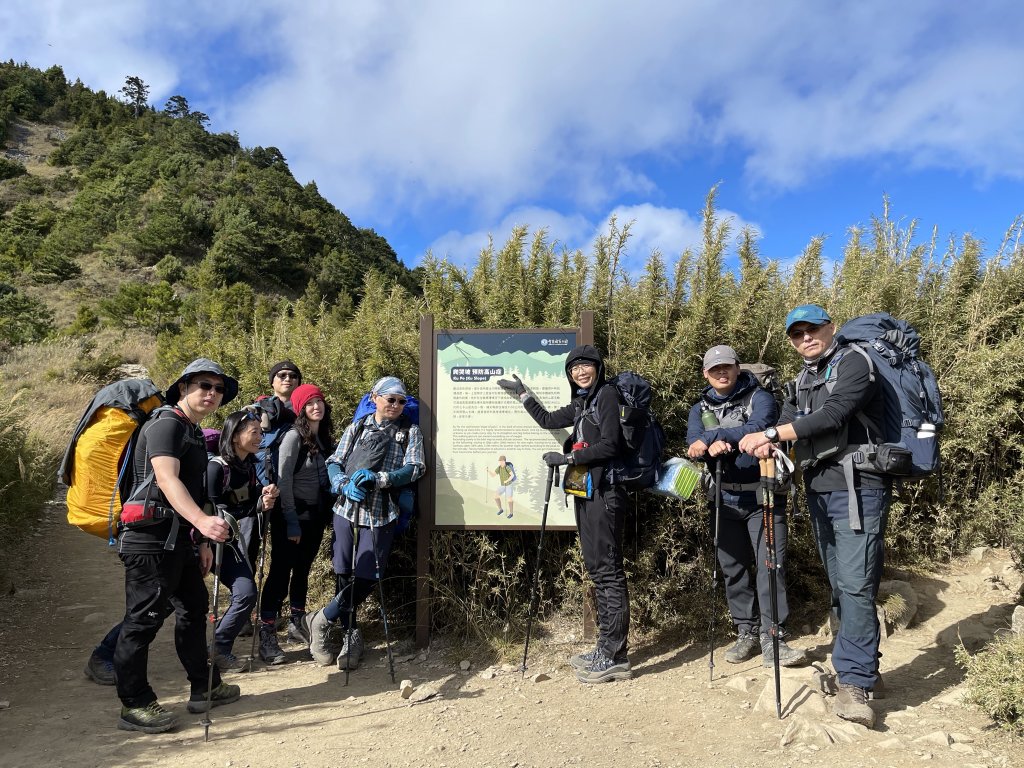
[0,501,1021,768]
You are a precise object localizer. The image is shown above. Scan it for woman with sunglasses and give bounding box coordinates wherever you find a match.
[308,376,425,671]
[206,411,279,671]
[257,383,336,665]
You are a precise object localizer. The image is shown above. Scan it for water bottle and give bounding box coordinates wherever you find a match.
[700,405,719,429]
[916,422,936,439]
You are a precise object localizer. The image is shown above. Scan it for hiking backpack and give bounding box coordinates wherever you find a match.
[59,378,165,542]
[600,372,665,489]
[740,362,785,412]
[251,396,295,485]
[796,312,944,479]
[834,313,944,477]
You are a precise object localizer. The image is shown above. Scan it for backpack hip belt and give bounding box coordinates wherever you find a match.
[119,500,177,527]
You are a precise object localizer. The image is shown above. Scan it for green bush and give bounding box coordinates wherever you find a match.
[0,156,27,180]
[956,633,1024,734]
[98,280,181,332]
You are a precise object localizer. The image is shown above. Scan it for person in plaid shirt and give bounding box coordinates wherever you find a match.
[307,376,425,670]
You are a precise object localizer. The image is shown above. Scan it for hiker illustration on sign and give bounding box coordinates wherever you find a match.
[434,331,575,527]
[487,455,517,518]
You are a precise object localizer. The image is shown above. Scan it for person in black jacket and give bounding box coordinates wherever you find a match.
[740,305,888,728]
[498,344,631,684]
[206,410,279,671]
[686,345,807,668]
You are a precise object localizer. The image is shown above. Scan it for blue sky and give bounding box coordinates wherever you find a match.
[3,1,1024,272]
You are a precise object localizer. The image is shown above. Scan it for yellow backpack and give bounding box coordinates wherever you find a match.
[58,379,165,542]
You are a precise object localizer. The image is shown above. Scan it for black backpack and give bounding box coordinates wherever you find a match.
[601,372,665,489]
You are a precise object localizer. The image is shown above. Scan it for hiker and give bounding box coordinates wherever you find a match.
[113,358,241,734]
[498,345,632,684]
[739,305,889,728]
[487,455,517,519]
[257,382,335,664]
[686,345,808,669]
[269,360,302,411]
[309,376,425,670]
[206,411,279,671]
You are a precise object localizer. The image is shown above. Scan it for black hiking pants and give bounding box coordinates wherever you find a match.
[575,484,629,663]
[114,546,221,708]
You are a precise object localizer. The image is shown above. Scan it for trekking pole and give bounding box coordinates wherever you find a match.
[707,457,723,682]
[366,521,396,683]
[247,501,270,673]
[202,505,227,742]
[344,504,361,687]
[760,457,782,719]
[520,463,558,679]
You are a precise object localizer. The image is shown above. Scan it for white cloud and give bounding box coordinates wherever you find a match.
[3,1,1023,237]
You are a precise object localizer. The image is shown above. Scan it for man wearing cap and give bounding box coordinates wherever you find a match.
[114,358,241,734]
[269,360,302,408]
[739,306,889,728]
[687,345,807,668]
[308,376,425,671]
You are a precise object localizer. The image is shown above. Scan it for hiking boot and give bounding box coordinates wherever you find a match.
[287,614,310,645]
[575,653,632,684]
[214,648,245,672]
[118,701,178,734]
[85,653,115,685]
[834,682,875,727]
[869,673,886,700]
[186,682,241,714]
[258,624,286,665]
[337,628,365,671]
[569,647,600,671]
[308,608,339,666]
[724,630,760,663]
[760,633,809,667]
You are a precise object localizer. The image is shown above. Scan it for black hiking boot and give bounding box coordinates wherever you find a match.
[569,647,600,671]
[287,613,310,645]
[258,624,286,665]
[724,630,760,663]
[337,628,365,671]
[85,653,115,685]
[186,682,241,714]
[760,633,809,667]
[118,701,178,734]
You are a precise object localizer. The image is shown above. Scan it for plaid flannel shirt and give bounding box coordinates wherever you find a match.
[327,414,425,527]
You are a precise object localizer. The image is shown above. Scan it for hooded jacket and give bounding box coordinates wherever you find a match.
[522,344,624,489]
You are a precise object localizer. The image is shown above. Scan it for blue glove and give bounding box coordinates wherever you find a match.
[343,478,367,502]
[543,451,568,467]
[327,463,345,494]
[351,468,377,489]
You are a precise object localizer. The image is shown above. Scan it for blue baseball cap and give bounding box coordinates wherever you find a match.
[785,304,832,333]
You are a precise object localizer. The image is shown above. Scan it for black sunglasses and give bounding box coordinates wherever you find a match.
[381,396,407,405]
[194,381,226,394]
[275,371,299,380]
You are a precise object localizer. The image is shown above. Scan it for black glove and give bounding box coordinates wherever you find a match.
[497,374,526,397]
[542,451,568,467]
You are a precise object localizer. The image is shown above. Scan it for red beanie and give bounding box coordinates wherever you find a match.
[291,383,326,414]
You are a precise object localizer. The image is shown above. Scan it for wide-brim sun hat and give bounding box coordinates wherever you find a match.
[166,358,239,405]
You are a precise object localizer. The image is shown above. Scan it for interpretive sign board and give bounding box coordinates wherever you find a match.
[432,328,579,529]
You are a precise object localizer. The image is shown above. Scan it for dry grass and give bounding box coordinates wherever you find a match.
[4,118,69,179]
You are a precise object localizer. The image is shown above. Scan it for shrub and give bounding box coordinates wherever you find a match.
[956,633,1024,734]
[0,156,27,180]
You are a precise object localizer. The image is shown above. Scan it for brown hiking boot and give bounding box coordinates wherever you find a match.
[834,682,875,727]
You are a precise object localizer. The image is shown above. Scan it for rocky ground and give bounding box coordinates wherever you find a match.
[0,500,1022,768]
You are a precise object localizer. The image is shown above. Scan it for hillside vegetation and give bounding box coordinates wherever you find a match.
[2,62,1024,661]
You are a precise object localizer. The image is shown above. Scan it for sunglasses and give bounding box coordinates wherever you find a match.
[275,372,299,380]
[381,396,407,406]
[194,381,226,394]
[787,323,825,340]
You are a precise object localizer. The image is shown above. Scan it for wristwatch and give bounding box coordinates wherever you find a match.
[764,427,780,442]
